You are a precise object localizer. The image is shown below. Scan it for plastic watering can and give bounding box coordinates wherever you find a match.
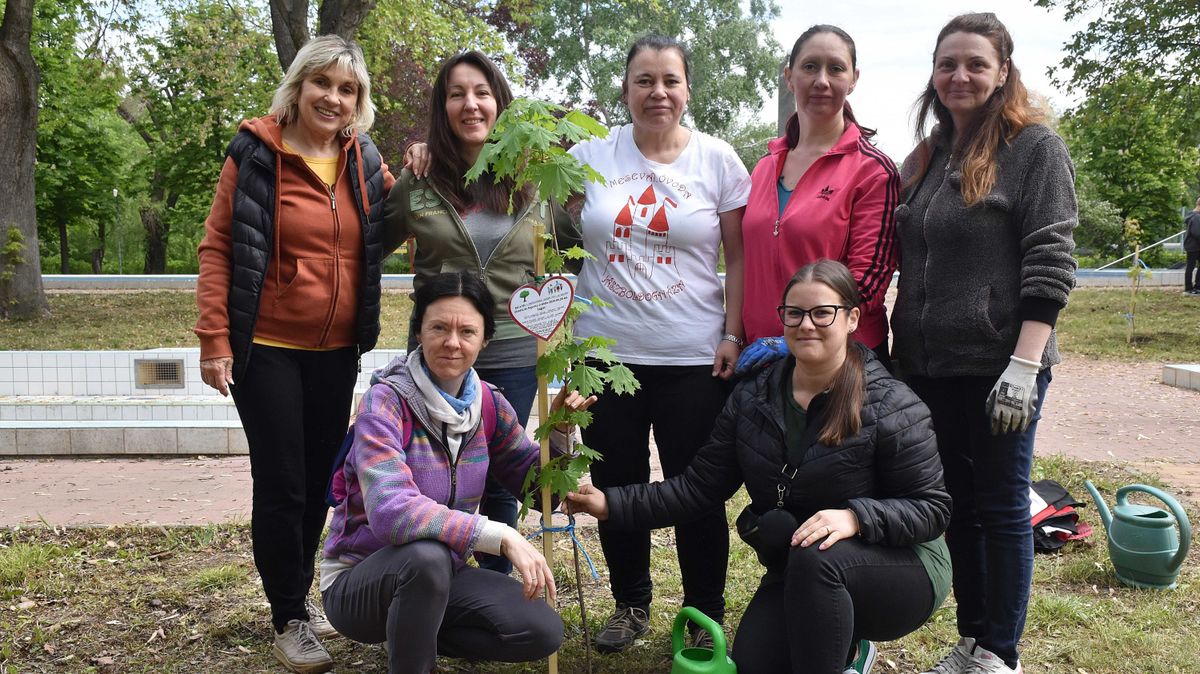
[1084,480,1192,590]
[670,606,736,674]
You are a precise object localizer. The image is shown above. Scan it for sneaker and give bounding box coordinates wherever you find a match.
[847,639,877,674]
[273,619,333,674]
[921,636,977,674]
[594,605,650,653]
[688,624,716,651]
[963,645,1022,674]
[305,598,340,640]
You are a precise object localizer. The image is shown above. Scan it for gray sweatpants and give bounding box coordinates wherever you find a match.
[321,540,563,674]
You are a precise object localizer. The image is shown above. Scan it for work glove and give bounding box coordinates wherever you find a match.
[985,355,1041,435]
[735,337,787,376]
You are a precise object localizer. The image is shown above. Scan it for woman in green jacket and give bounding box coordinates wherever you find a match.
[383,51,580,575]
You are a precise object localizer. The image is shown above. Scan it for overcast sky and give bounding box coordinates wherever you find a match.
[765,1,1091,161]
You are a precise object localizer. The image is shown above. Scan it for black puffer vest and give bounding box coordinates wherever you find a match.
[223,130,387,380]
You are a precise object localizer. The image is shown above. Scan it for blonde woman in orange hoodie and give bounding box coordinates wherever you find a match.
[194,35,394,674]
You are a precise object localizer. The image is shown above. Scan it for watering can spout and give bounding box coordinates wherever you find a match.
[1084,480,1112,531]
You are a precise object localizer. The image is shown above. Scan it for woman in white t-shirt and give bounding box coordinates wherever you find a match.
[568,33,751,653]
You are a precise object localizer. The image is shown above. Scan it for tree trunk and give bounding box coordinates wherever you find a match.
[269,0,310,72]
[91,217,105,273]
[0,0,49,318]
[317,0,376,41]
[141,205,167,274]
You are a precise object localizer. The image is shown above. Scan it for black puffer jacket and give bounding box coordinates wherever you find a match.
[606,349,950,549]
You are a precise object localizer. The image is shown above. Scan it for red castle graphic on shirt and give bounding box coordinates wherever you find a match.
[606,184,678,280]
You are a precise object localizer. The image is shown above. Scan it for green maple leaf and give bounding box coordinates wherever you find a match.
[590,345,618,364]
[562,245,594,260]
[573,442,603,461]
[568,363,606,398]
[604,364,640,396]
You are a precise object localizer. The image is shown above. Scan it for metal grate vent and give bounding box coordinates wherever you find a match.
[134,359,185,389]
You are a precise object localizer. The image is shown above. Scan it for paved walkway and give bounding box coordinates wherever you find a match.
[2,356,1197,527]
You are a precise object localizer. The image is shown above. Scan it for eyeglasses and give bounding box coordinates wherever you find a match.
[776,304,852,328]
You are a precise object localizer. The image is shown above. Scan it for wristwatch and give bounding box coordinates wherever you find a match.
[721,334,745,347]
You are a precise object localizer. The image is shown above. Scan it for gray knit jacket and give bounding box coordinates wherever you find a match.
[891,124,1077,378]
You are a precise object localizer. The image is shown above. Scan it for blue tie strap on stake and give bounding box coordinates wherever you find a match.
[527,514,600,579]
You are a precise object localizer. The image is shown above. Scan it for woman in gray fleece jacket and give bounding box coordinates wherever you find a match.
[891,13,1076,674]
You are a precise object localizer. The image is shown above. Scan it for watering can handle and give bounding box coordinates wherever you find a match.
[1116,484,1193,569]
[672,606,729,664]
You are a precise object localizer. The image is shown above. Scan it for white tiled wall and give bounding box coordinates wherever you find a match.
[0,348,409,397]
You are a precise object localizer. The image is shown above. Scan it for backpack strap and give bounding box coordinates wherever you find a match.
[481,381,498,442]
[326,381,413,507]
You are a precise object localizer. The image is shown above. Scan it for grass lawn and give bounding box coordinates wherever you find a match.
[2,457,1198,673]
[2,287,1198,362]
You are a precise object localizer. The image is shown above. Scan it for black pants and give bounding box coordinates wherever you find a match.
[231,344,358,633]
[1187,251,1200,292]
[732,538,935,674]
[322,541,563,674]
[582,363,730,622]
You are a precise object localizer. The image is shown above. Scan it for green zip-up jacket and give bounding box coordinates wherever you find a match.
[383,169,582,355]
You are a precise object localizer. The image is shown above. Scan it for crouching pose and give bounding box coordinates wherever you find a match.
[320,272,594,674]
[566,260,952,674]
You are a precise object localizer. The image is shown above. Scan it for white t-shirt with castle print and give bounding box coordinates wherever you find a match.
[569,124,750,365]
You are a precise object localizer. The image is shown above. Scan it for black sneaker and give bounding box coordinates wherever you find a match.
[594,605,650,653]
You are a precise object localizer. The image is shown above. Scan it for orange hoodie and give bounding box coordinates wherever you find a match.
[194,116,395,360]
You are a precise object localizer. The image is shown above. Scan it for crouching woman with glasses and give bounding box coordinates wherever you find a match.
[565,259,952,674]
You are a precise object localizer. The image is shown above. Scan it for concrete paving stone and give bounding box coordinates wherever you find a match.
[70,428,125,454]
[124,427,178,454]
[178,427,230,455]
[16,428,70,455]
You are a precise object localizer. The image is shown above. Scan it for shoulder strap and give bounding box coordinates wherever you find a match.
[325,382,413,507]
[482,382,498,441]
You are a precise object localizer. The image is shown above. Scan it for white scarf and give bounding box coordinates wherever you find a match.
[407,348,482,462]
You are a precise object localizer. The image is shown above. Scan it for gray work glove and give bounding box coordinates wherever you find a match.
[985,355,1041,435]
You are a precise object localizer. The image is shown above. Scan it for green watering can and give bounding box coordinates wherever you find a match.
[1084,481,1192,590]
[671,606,736,674]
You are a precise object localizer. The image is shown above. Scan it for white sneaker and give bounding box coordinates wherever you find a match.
[305,598,340,640]
[921,636,977,674]
[273,619,333,674]
[963,645,1022,674]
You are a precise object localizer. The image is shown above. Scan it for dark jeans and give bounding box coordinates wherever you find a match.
[582,363,730,622]
[906,369,1052,669]
[231,344,358,632]
[322,541,562,674]
[732,538,935,674]
[473,365,537,575]
[1187,251,1200,292]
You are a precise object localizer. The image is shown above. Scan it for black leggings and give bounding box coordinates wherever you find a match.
[732,538,934,674]
[231,344,358,632]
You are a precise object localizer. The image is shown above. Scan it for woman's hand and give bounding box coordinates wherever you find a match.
[403,142,431,179]
[200,357,235,397]
[549,387,598,434]
[713,339,741,380]
[792,508,859,550]
[563,483,609,521]
[500,528,557,602]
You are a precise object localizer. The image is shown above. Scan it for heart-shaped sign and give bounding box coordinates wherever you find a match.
[508,276,574,340]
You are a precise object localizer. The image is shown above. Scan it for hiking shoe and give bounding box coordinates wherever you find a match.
[594,605,650,653]
[963,645,1022,674]
[273,619,333,674]
[847,639,877,674]
[921,636,977,674]
[305,598,340,640]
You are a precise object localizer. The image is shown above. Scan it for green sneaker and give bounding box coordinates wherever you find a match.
[845,639,877,674]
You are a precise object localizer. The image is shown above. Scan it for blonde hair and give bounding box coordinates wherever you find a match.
[270,35,375,137]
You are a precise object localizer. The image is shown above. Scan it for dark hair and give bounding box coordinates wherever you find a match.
[622,33,692,96]
[427,51,530,214]
[909,12,1042,205]
[410,271,496,342]
[784,24,876,147]
[781,259,864,446]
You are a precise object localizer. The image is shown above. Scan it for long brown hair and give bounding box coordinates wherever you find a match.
[783,24,876,148]
[782,259,864,446]
[909,12,1042,205]
[427,51,530,214]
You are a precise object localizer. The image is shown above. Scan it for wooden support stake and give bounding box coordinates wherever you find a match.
[532,223,558,674]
